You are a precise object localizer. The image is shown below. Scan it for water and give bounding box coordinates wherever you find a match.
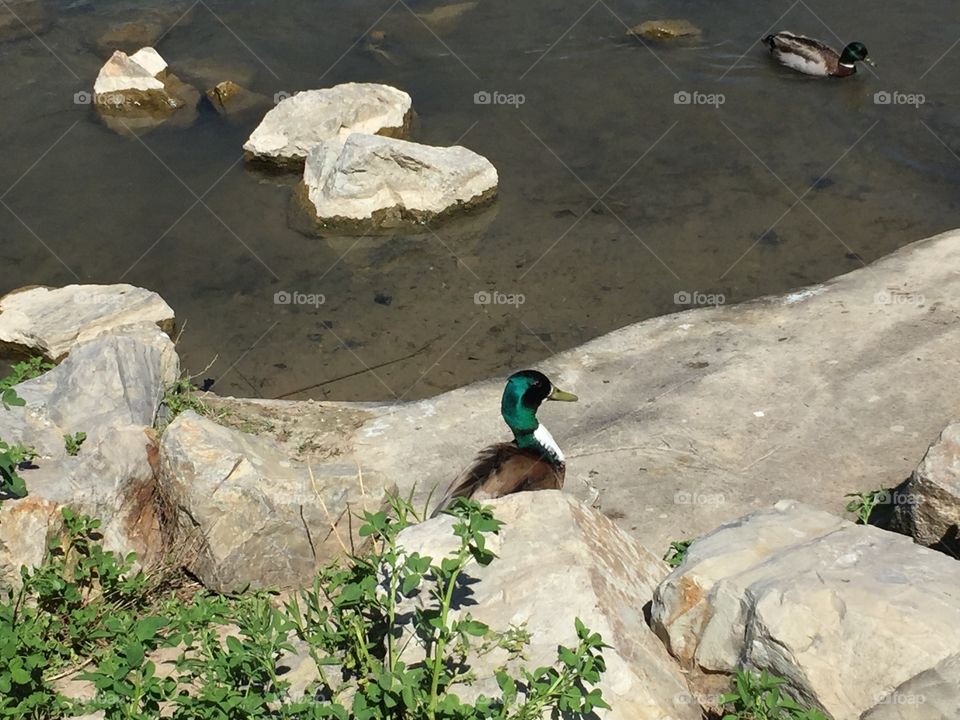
[1,0,958,400]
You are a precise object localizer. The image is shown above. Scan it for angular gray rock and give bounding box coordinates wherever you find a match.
[158,411,390,593]
[294,134,498,233]
[890,423,960,555]
[650,500,960,720]
[0,283,175,361]
[395,491,700,720]
[242,83,413,169]
[861,653,960,720]
[93,48,200,134]
[0,324,178,591]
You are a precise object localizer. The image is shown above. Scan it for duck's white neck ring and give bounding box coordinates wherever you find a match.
[533,424,565,463]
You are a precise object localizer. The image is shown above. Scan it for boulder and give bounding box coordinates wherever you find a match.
[242,83,413,169]
[650,500,960,720]
[93,47,199,133]
[627,19,702,40]
[0,283,174,362]
[293,134,498,233]
[395,492,700,720]
[158,411,390,593]
[890,423,960,556]
[0,324,178,591]
[861,653,960,720]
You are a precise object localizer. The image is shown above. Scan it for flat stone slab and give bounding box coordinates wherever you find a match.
[341,228,960,554]
[295,133,498,233]
[243,83,413,169]
[0,284,174,361]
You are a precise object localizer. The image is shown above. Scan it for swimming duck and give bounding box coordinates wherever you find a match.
[763,32,874,77]
[430,370,577,516]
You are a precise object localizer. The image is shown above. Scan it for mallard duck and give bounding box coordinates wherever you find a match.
[763,32,874,77]
[430,370,577,517]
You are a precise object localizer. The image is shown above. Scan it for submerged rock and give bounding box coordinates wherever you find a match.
[416,1,478,33]
[651,500,960,720]
[395,492,700,720]
[627,19,702,40]
[890,423,960,556]
[0,283,174,362]
[158,411,391,593]
[293,134,498,233]
[0,0,52,43]
[205,80,271,120]
[242,83,413,170]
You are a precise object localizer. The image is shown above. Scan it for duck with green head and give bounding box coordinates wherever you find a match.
[764,32,874,77]
[431,370,578,516]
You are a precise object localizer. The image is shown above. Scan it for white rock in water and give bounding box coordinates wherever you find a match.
[93,48,165,95]
[127,46,167,77]
[0,284,174,361]
[243,83,412,168]
[650,500,960,720]
[298,134,498,230]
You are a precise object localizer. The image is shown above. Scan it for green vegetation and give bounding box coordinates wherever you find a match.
[844,489,889,525]
[663,539,693,568]
[63,432,86,457]
[720,669,827,720]
[0,439,36,504]
[161,376,209,424]
[0,499,609,720]
[0,357,54,410]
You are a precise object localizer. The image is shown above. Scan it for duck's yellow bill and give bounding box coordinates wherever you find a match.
[548,387,578,402]
[864,57,877,67]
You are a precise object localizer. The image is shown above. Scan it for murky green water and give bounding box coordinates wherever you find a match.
[1,0,958,400]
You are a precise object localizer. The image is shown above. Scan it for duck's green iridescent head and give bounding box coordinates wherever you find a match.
[500,370,577,439]
[840,42,874,67]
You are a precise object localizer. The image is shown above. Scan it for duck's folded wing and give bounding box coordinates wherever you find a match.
[769,32,837,61]
[429,443,563,517]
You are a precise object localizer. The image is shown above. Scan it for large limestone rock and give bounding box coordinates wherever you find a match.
[294,134,498,233]
[890,423,960,555]
[650,500,960,720]
[395,492,700,720]
[242,83,413,169]
[861,653,960,720]
[158,411,389,593]
[0,284,174,362]
[326,228,960,556]
[0,324,178,591]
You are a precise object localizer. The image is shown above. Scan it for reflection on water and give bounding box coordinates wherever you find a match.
[1,0,958,400]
